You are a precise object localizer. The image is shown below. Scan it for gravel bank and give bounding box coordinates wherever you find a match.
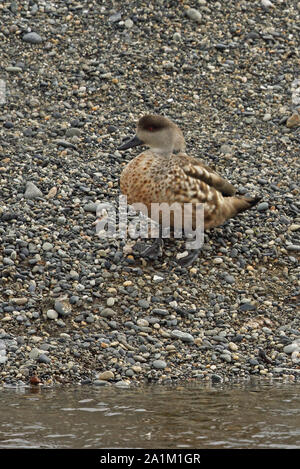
[0,0,299,388]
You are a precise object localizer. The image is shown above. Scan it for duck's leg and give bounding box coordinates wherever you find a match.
[177,247,202,268]
[141,237,164,259]
[140,226,164,259]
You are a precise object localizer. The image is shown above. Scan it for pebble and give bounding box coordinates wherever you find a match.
[22,32,43,44]
[42,242,53,251]
[283,343,300,354]
[24,182,43,199]
[97,371,114,381]
[257,202,269,212]
[286,114,300,128]
[124,19,134,29]
[171,330,194,343]
[38,354,51,364]
[153,275,164,283]
[46,309,58,320]
[186,8,202,23]
[263,113,272,121]
[152,360,167,369]
[173,32,181,42]
[6,66,23,73]
[224,275,235,284]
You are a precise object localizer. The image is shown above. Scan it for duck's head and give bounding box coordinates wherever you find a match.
[117,114,185,155]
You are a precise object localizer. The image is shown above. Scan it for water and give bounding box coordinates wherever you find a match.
[0,381,299,449]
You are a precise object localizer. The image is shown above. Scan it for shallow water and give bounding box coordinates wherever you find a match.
[0,380,299,449]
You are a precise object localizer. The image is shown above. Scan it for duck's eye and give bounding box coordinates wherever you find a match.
[147,126,154,132]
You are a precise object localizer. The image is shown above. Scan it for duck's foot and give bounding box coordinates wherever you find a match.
[140,237,164,259]
[177,248,201,268]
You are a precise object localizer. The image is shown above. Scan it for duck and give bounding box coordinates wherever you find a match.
[117,114,261,267]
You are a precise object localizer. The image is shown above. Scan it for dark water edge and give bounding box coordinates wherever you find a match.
[0,380,299,449]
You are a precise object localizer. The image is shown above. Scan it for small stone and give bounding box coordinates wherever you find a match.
[100,308,117,318]
[240,303,256,312]
[84,202,99,212]
[46,309,58,320]
[186,8,202,23]
[220,144,234,154]
[108,12,122,23]
[171,330,194,343]
[286,245,300,252]
[22,32,43,44]
[114,380,130,388]
[137,318,149,327]
[211,374,223,383]
[12,297,27,305]
[213,257,223,264]
[173,32,181,42]
[286,113,300,128]
[228,342,238,352]
[54,300,70,316]
[124,18,134,28]
[3,257,14,266]
[289,224,300,232]
[263,113,272,121]
[138,299,150,309]
[261,0,274,8]
[97,371,114,381]
[257,202,269,212]
[69,270,79,280]
[24,181,43,199]
[93,380,110,386]
[5,66,23,73]
[153,275,164,283]
[42,242,53,251]
[57,216,66,225]
[284,344,299,354]
[65,127,81,137]
[152,359,167,369]
[29,348,40,360]
[215,43,227,51]
[45,187,57,199]
[224,275,235,284]
[55,139,76,149]
[38,354,51,364]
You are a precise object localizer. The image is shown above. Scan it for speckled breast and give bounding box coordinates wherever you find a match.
[120,152,168,210]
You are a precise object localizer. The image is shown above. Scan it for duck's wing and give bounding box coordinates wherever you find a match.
[179,154,236,196]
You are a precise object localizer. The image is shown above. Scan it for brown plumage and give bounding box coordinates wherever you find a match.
[118,114,261,265]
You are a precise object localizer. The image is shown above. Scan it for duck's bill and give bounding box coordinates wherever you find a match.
[117,135,144,150]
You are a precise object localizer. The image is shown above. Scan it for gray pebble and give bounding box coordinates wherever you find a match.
[186,8,202,22]
[257,202,269,212]
[171,330,194,343]
[23,32,43,44]
[286,245,300,252]
[65,127,81,137]
[38,354,51,364]
[283,343,300,354]
[42,242,53,251]
[224,275,235,284]
[24,181,43,199]
[152,359,167,369]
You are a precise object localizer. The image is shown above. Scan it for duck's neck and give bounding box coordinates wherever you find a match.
[150,147,173,159]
